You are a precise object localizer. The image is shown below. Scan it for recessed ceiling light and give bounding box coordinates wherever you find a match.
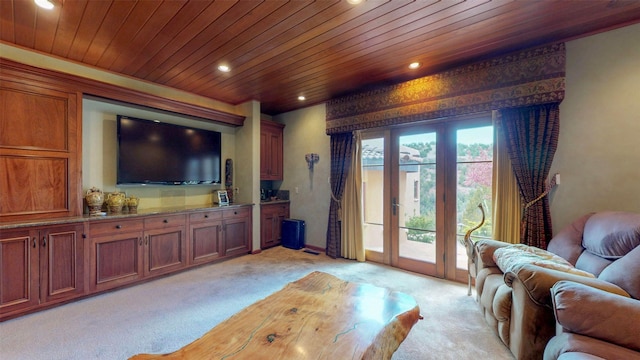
[347,0,363,4]
[298,95,306,101]
[217,65,230,73]
[408,62,421,69]
[34,0,55,10]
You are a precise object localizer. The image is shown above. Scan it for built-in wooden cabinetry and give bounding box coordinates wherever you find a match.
[0,223,85,319]
[0,69,82,222]
[260,120,285,180]
[187,206,253,262]
[143,214,188,277]
[0,59,253,321]
[38,224,86,303]
[188,210,223,265]
[1,205,252,321]
[89,218,145,292]
[221,207,253,256]
[1,58,244,225]
[88,213,189,292]
[260,202,290,249]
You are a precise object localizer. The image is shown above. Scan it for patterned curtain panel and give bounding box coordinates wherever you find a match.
[499,103,560,249]
[326,133,354,258]
[341,131,365,261]
[492,111,522,244]
[326,43,565,135]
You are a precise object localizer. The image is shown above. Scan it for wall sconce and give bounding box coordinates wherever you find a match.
[305,153,319,170]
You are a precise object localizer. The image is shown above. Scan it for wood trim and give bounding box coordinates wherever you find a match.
[0,58,245,127]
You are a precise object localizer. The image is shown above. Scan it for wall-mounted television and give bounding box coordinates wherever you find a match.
[117,115,222,185]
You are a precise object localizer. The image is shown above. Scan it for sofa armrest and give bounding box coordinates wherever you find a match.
[551,280,640,352]
[544,333,640,360]
[503,263,630,307]
[474,239,511,269]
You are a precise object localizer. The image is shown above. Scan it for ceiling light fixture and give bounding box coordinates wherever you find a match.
[347,0,363,4]
[217,65,230,73]
[34,0,55,10]
[298,95,306,101]
[408,62,421,69]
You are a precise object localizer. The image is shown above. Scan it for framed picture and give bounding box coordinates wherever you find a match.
[217,190,229,205]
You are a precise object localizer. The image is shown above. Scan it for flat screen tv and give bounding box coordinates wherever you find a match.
[117,115,222,185]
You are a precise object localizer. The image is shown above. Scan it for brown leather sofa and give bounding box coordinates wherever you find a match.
[544,280,640,360]
[473,211,640,360]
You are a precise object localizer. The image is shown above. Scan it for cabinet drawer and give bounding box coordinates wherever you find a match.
[144,214,186,229]
[90,219,143,236]
[222,207,251,219]
[189,210,222,223]
[262,202,289,213]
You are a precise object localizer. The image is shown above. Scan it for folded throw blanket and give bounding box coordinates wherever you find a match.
[494,244,595,278]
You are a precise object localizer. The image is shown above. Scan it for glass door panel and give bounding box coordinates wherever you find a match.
[455,126,494,271]
[362,136,386,262]
[361,115,493,282]
[396,132,437,265]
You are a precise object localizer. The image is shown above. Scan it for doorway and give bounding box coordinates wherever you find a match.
[361,115,493,281]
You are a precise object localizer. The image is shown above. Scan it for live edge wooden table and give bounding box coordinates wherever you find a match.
[130,271,422,360]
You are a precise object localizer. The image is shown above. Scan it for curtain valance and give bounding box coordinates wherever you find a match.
[326,43,565,134]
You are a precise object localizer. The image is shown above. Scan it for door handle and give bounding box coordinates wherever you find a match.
[392,198,401,216]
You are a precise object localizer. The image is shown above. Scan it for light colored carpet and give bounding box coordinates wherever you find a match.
[0,247,513,359]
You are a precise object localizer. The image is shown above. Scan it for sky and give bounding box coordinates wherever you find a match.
[399,125,493,146]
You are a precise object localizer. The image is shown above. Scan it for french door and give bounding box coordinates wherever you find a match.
[362,115,492,282]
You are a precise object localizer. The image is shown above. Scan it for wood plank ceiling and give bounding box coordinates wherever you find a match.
[2,0,640,115]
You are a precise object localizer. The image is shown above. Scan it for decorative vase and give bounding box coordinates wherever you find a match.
[85,187,104,216]
[106,192,125,213]
[126,196,139,213]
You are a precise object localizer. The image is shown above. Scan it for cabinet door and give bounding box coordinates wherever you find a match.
[260,120,284,180]
[274,204,290,243]
[267,130,283,180]
[0,228,39,317]
[189,220,223,265]
[40,224,84,303]
[0,80,81,221]
[223,208,252,257]
[260,131,270,179]
[261,203,290,249]
[144,227,186,277]
[90,231,143,292]
[260,207,278,249]
[224,218,250,256]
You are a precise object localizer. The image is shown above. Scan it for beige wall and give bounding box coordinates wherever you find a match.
[275,105,331,249]
[550,22,640,232]
[234,100,262,251]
